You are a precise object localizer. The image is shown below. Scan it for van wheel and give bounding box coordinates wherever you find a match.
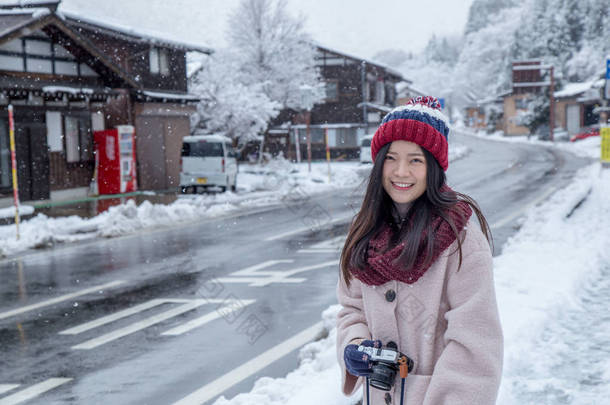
[220,186,227,193]
[180,186,188,194]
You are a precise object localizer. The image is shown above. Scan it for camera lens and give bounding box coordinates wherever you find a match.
[369,363,397,391]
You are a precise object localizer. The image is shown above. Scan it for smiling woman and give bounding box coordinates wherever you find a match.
[337,96,503,405]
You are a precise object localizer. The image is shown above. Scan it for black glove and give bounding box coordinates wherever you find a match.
[343,339,382,377]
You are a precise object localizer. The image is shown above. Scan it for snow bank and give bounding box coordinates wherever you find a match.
[0,143,467,258]
[210,140,609,404]
[214,306,359,405]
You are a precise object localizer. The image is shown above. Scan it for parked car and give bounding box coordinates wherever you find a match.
[360,134,374,163]
[570,124,600,142]
[180,134,238,193]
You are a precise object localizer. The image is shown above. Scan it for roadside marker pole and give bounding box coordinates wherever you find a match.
[324,127,331,182]
[8,104,20,240]
[601,126,610,168]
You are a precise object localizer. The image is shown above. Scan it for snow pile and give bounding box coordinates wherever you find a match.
[209,147,609,404]
[0,204,34,219]
[495,163,609,403]
[214,306,359,405]
[0,143,468,258]
[0,161,364,258]
[470,127,602,160]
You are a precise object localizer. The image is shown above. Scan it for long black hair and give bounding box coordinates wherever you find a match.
[340,142,492,286]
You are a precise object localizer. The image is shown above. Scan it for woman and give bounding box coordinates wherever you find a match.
[336,96,503,405]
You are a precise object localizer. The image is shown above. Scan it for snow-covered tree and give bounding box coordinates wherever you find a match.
[190,51,280,146]
[226,0,324,110]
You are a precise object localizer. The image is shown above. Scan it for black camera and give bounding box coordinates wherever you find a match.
[358,345,414,391]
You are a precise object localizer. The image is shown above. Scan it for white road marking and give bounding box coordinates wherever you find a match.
[0,385,19,396]
[171,321,323,405]
[0,378,72,405]
[0,280,126,321]
[230,260,294,276]
[216,260,339,287]
[162,299,256,336]
[72,299,208,350]
[491,185,557,229]
[59,298,192,335]
[264,214,352,241]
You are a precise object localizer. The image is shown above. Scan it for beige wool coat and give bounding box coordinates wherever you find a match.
[336,220,503,405]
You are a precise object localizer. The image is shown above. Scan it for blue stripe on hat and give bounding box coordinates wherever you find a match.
[381,109,449,139]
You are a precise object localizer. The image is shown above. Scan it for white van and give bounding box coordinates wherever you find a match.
[180,134,238,193]
[360,134,374,163]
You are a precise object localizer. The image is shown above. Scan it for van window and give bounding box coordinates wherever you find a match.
[361,138,372,147]
[182,141,223,157]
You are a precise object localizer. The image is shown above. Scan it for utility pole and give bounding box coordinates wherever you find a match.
[549,66,555,142]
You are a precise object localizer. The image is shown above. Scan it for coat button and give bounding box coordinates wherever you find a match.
[385,289,396,302]
[387,340,397,350]
[385,392,392,404]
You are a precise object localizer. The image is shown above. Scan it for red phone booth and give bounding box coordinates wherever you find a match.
[94,125,137,195]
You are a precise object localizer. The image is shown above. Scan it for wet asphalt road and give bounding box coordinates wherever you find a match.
[0,133,593,404]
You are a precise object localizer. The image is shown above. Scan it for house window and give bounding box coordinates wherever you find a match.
[45,111,63,152]
[64,116,92,163]
[0,35,98,77]
[375,80,385,104]
[149,47,169,75]
[325,81,339,101]
[515,98,529,110]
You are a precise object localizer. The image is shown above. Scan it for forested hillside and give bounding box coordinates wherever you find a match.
[375,0,610,108]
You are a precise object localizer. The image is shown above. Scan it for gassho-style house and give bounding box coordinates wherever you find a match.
[0,0,209,205]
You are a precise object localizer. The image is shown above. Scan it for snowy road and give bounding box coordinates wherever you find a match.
[0,133,593,404]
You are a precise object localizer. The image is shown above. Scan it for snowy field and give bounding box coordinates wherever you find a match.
[0,145,468,258]
[211,136,610,405]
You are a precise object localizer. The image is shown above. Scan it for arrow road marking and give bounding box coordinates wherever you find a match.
[0,280,126,321]
[216,259,339,287]
[172,321,323,405]
[0,378,72,405]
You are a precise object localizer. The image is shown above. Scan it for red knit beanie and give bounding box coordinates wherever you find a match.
[371,96,450,171]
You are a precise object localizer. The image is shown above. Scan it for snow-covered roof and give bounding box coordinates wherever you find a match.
[0,0,57,7]
[313,41,407,80]
[58,11,213,54]
[396,81,427,98]
[357,101,392,113]
[42,85,94,95]
[554,78,605,99]
[554,80,595,98]
[139,90,200,101]
[184,134,231,143]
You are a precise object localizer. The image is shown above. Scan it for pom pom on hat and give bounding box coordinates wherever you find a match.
[371,96,450,171]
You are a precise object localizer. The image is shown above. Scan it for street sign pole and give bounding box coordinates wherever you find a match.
[8,104,20,240]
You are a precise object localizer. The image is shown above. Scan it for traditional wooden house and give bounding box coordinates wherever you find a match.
[501,60,547,136]
[554,75,604,136]
[266,44,408,160]
[0,0,210,205]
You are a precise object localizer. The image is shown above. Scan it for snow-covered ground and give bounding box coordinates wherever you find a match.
[211,137,610,405]
[0,145,469,258]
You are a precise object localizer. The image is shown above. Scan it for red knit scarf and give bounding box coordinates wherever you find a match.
[352,201,472,286]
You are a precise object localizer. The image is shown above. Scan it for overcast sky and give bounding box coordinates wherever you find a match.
[60,0,475,59]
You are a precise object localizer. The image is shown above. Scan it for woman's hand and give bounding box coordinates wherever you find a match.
[343,339,383,377]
